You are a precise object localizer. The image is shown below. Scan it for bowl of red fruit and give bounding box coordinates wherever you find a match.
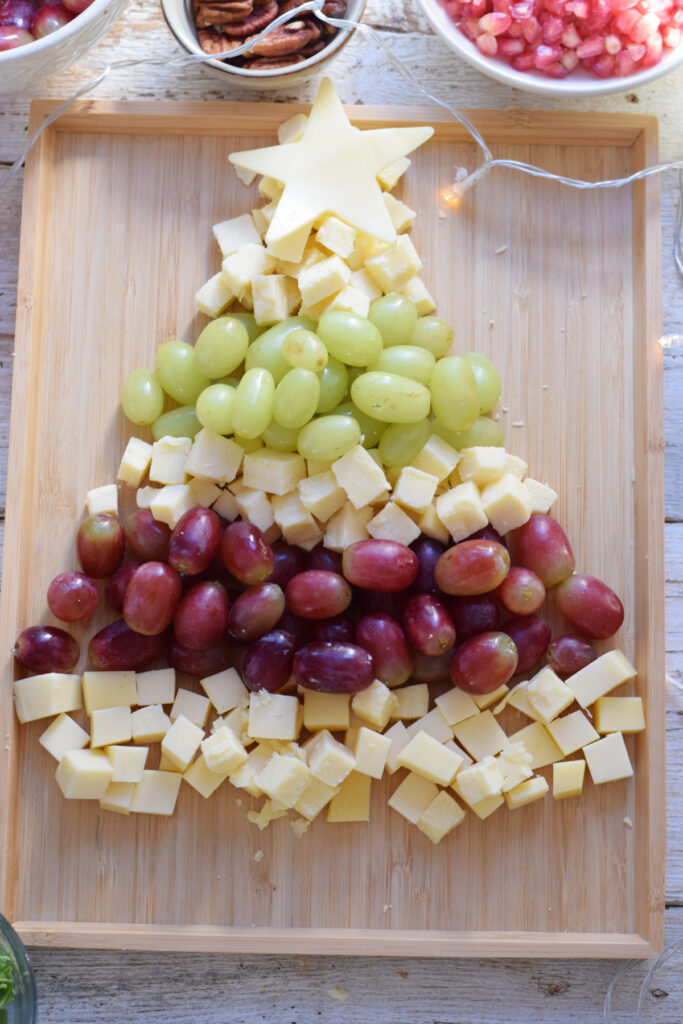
[419,0,683,94]
[0,0,127,95]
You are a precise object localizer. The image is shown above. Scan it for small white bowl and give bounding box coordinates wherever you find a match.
[418,0,683,96]
[0,0,128,97]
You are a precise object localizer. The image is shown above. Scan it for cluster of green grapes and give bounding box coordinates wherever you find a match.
[121,294,503,467]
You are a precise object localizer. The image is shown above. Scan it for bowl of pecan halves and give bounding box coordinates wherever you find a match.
[161,0,366,85]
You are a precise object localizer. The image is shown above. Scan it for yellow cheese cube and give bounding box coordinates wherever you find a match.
[391,683,429,721]
[201,726,247,773]
[452,710,508,760]
[388,772,439,824]
[345,233,389,273]
[365,235,422,293]
[382,192,416,233]
[150,483,194,528]
[327,771,372,822]
[316,216,356,258]
[82,671,136,714]
[524,478,558,514]
[298,255,351,307]
[195,272,234,317]
[105,744,148,783]
[131,704,171,744]
[457,447,507,487]
[455,756,504,804]
[412,434,460,483]
[436,481,488,542]
[272,491,322,548]
[308,730,355,787]
[56,749,114,799]
[256,753,312,808]
[384,721,412,774]
[368,501,421,546]
[451,776,504,820]
[247,798,289,830]
[220,705,253,747]
[183,753,231,798]
[265,221,312,264]
[504,453,528,479]
[188,477,222,509]
[495,742,533,792]
[258,175,284,201]
[200,667,249,715]
[332,445,389,509]
[417,503,450,544]
[161,714,204,771]
[417,791,466,844]
[136,668,175,706]
[171,688,210,728]
[230,480,275,533]
[277,112,307,144]
[507,722,563,769]
[552,760,586,800]
[397,730,463,785]
[85,483,118,517]
[150,435,191,485]
[565,650,636,708]
[277,241,326,279]
[434,687,479,726]
[526,666,574,723]
[303,690,350,732]
[352,680,398,731]
[186,429,243,484]
[472,684,509,711]
[297,471,346,523]
[392,467,439,513]
[583,731,633,784]
[500,682,542,722]
[248,692,302,742]
[546,710,599,756]
[136,485,158,509]
[377,156,411,190]
[39,714,89,761]
[324,502,372,551]
[480,473,534,535]
[294,776,340,821]
[402,276,435,315]
[407,707,453,743]
[593,696,645,734]
[444,739,473,770]
[505,775,549,810]
[130,770,182,815]
[229,743,273,797]
[90,705,132,748]
[348,268,382,301]
[14,673,82,723]
[323,285,371,318]
[243,449,306,496]
[213,212,261,257]
[211,487,240,521]
[100,781,136,815]
[222,243,276,303]
[352,727,391,779]
[252,274,296,325]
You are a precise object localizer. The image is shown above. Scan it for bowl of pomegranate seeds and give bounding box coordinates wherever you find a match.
[419,0,683,93]
[0,0,126,95]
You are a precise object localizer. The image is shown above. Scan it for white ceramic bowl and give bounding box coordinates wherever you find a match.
[418,0,683,96]
[0,0,128,97]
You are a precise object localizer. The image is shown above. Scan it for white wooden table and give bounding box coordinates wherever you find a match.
[1,2,682,1020]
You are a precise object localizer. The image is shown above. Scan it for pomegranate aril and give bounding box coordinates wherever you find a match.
[542,15,564,41]
[561,22,580,44]
[543,59,570,74]
[604,32,622,51]
[511,50,537,67]
[576,34,605,56]
[566,0,589,17]
[643,30,663,62]
[499,34,525,51]
[627,40,646,58]
[613,0,639,9]
[562,47,580,67]
[631,11,660,38]
[479,11,512,32]
[615,48,638,71]
[544,0,566,15]
[664,24,681,45]
[616,8,640,31]
[510,1,534,19]
[521,15,542,41]
[507,20,524,34]
[476,30,498,53]
[534,42,562,65]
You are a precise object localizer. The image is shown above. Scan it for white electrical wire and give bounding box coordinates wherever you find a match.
[603,935,683,1023]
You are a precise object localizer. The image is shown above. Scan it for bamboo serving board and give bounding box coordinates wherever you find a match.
[0,100,665,958]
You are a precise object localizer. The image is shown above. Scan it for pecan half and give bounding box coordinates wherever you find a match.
[221,0,278,35]
[244,54,305,68]
[195,0,254,23]
[248,19,320,55]
[197,28,242,53]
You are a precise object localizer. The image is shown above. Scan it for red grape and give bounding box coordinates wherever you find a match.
[496,566,546,616]
[311,615,355,644]
[170,637,232,676]
[227,583,284,642]
[243,630,296,692]
[173,581,230,650]
[221,520,274,585]
[449,631,518,694]
[547,634,597,678]
[514,514,574,587]
[434,539,510,595]
[403,593,456,656]
[0,0,35,31]
[446,594,500,640]
[0,24,32,46]
[410,536,447,593]
[355,612,412,687]
[105,562,142,612]
[470,525,506,545]
[47,571,98,623]
[275,609,313,648]
[268,542,307,588]
[123,509,171,562]
[306,546,343,574]
[293,642,374,694]
[168,507,221,576]
[500,614,551,673]
[410,649,451,685]
[555,574,624,640]
[285,570,352,620]
[61,0,92,12]
[13,625,79,673]
[88,619,169,670]
[356,588,408,620]
[123,562,182,636]
[343,539,418,592]
[32,1,69,36]
[77,513,125,578]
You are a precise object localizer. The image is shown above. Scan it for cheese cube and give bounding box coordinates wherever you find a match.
[384,721,412,774]
[324,502,372,551]
[188,477,222,509]
[201,726,247,774]
[186,429,243,484]
[365,235,422,293]
[417,791,466,844]
[316,216,356,258]
[397,731,463,785]
[256,753,311,808]
[171,688,210,728]
[277,112,307,144]
[243,449,306,495]
[229,481,275,533]
[391,684,429,721]
[402,276,435,315]
[457,447,507,487]
[434,688,479,728]
[472,684,509,711]
[583,731,633,784]
[211,487,240,521]
[552,760,586,800]
[368,502,421,546]
[222,244,276,303]
[200,667,249,715]
[131,704,172,744]
[39,714,89,761]
[480,473,534,535]
[348,268,382,301]
[407,707,453,744]
[266,220,313,264]
[352,727,391,779]
[183,753,231,798]
[377,156,411,190]
[248,692,302,742]
[388,772,439,824]
[347,236,389,275]
[383,192,416,233]
[251,203,276,238]
[86,483,118,517]
[593,696,645,734]
[130,770,182,815]
[524,478,558,514]
[546,710,599,756]
[150,484,194,528]
[327,772,371,822]
[565,650,636,708]
[507,722,563,769]
[505,775,549,810]
[247,798,289,830]
[82,671,136,714]
[417,504,450,544]
[294,776,340,821]
[136,485,158,509]
[161,714,204,771]
[303,691,350,732]
[150,436,191,485]
[258,175,284,202]
[271,492,322,549]
[496,742,533,792]
[526,667,574,723]
[195,272,234,317]
[136,668,175,706]
[100,781,136,815]
[505,454,528,479]
[298,255,351,307]
[220,705,252,747]
[502,682,542,722]
[105,744,148,783]
[454,756,504,804]
[352,680,398,731]
[297,471,346,523]
[452,710,508,760]
[253,275,294,325]
[56,749,114,799]
[392,467,439,514]
[332,445,389,509]
[90,705,132,748]
[229,743,273,797]
[412,434,460,483]
[436,481,487,542]
[277,241,326,279]
[308,731,355,787]
[324,285,371,319]
[445,739,473,769]
[14,673,82,723]
[451,776,504,820]
[213,213,261,257]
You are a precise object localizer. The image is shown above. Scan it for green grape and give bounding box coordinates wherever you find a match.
[282,329,328,372]
[463,352,502,414]
[368,293,418,347]
[434,415,504,449]
[369,345,435,386]
[233,367,275,439]
[196,383,236,434]
[316,356,348,413]
[121,369,164,425]
[408,316,454,358]
[273,369,320,430]
[245,316,315,384]
[193,317,249,379]
[351,371,431,424]
[430,356,479,433]
[346,365,365,388]
[155,340,210,404]
[229,312,263,343]
[297,415,361,462]
[317,311,383,367]
[151,405,201,441]
[262,420,300,452]
[216,375,241,389]
[378,419,432,467]
[234,434,265,454]
[333,401,387,448]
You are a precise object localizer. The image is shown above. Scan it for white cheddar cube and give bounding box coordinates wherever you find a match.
[243,448,306,495]
[384,721,412,774]
[277,241,326,279]
[324,502,372,551]
[324,285,371,319]
[397,730,463,785]
[496,742,533,792]
[505,775,549,810]
[253,274,294,325]
[383,192,416,233]
[298,471,346,523]
[507,722,563,769]
[455,756,504,804]
[200,667,249,715]
[90,705,132,748]
[368,501,421,546]
[213,213,261,257]
[247,798,289,830]
[316,216,357,258]
[480,472,534,536]
[393,467,439,514]
[265,222,312,265]
[332,445,389,510]
[593,696,645,734]
[105,744,148,783]
[271,491,322,548]
[14,673,82,723]
[229,743,273,797]
[445,739,473,770]
[171,688,210,728]
[583,731,633,784]
[546,710,599,756]
[524,478,558,514]
[258,175,284,202]
[501,682,542,722]
[150,436,192,485]
[186,429,243,484]
[352,727,391,779]
[402,276,436,315]
[565,650,637,709]
[248,692,302,742]
[220,705,251,744]
[472,684,509,711]
[131,704,172,744]
[348,268,382,301]
[136,485,158,509]
[391,683,429,721]
[251,204,273,238]
[352,680,398,731]
[294,776,339,821]
[277,112,307,144]
[436,481,487,542]
[526,667,574,723]
[451,776,504,820]
[201,726,247,774]
[100,781,136,815]
[136,668,176,706]
[552,760,586,800]
[388,772,439,825]
[86,483,118,516]
[82,671,136,714]
[56,750,113,799]
[303,691,350,732]
[196,272,234,317]
[452,710,508,760]
[435,687,479,727]
[377,156,411,190]
[505,453,528,479]
[256,753,311,808]
[222,244,276,303]
[407,708,453,744]
[161,714,204,772]
[457,447,507,487]
[184,754,231,798]
[418,503,450,544]
[212,487,240,521]
[150,484,194,528]
[365,235,422,293]
[298,255,351,307]
[39,714,89,761]
[327,772,371,822]
[417,791,466,844]
[131,770,182,815]
[308,730,355,787]
[230,481,275,533]
[412,434,461,483]
[189,477,222,509]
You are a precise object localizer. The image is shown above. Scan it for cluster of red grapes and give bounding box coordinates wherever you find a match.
[13,506,625,697]
[0,0,92,52]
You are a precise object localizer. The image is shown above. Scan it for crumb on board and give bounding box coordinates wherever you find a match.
[512,421,525,427]
[291,817,310,838]
[623,817,633,829]
[397,971,408,979]
[542,384,549,390]
[328,987,349,1003]
[494,245,508,255]
[489,320,495,328]
[383,904,392,913]
[253,849,264,863]
[235,798,243,806]
[501,405,509,414]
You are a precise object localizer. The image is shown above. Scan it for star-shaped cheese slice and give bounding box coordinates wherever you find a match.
[229,77,433,262]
